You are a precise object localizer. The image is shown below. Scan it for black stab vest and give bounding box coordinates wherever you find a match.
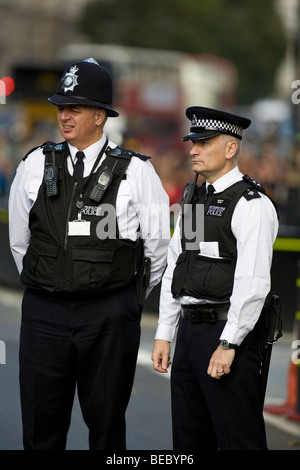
[20,142,148,294]
[171,177,270,302]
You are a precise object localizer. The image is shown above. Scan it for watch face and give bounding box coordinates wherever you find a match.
[220,340,229,350]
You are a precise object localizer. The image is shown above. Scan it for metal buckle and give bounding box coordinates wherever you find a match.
[184,306,218,323]
[201,308,217,322]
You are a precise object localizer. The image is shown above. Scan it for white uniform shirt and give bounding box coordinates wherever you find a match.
[8,133,170,295]
[155,166,279,345]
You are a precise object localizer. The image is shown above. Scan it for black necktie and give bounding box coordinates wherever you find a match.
[74,151,85,182]
[206,184,215,197]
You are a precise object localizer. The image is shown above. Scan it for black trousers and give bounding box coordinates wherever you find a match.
[171,317,267,450]
[19,285,141,450]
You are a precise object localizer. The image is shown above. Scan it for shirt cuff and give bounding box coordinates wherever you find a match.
[219,321,250,346]
[155,322,177,343]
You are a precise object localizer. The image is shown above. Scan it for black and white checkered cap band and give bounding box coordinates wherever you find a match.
[191,115,244,138]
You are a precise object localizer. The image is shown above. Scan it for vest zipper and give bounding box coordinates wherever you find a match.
[58,181,78,289]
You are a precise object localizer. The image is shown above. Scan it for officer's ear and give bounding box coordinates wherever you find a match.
[95,108,107,127]
[224,139,238,161]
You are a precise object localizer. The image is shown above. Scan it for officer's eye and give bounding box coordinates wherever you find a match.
[70,106,81,113]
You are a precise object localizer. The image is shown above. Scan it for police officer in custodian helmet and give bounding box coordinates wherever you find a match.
[9,58,170,450]
[152,106,279,450]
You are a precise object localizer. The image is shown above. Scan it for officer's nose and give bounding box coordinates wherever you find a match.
[58,107,71,121]
[190,143,198,156]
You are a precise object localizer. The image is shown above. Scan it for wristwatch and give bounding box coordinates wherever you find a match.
[219,340,238,350]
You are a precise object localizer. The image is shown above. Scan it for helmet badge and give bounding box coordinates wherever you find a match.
[62,65,79,92]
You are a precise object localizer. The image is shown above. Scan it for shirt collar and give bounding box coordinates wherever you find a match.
[207,166,243,193]
[68,133,108,163]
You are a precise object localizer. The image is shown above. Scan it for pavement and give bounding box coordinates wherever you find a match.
[0,287,299,453]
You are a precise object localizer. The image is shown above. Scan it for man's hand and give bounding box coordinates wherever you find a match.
[151,339,171,373]
[207,346,235,379]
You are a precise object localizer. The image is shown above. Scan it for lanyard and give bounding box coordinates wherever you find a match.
[70,138,108,209]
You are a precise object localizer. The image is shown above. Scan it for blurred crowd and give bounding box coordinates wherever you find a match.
[0,105,299,229]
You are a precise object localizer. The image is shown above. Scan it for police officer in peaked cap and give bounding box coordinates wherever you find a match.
[9,58,170,450]
[152,105,279,450]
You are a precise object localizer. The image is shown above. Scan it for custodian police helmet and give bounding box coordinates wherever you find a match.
[48,58,119,117]
[182,106,251,142]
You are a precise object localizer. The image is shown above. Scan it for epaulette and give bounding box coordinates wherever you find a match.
[106,146,150,161]
[242,174,279,218]
[42,141,68,154]
[243,174,266,193]
[243,188,261,201]
[242,174,266,201]
[22,141,67,161]
[242,174,264,200]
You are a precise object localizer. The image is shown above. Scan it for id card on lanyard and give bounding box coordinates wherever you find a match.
[68,213,91,236]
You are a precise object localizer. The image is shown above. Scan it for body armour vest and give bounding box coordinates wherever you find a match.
[171,176,270,302]
[20,142,148,293]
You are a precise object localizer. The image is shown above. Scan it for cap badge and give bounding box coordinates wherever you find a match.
[62,65,79,92]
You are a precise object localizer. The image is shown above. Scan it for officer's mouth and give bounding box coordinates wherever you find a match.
[61,125,74,133]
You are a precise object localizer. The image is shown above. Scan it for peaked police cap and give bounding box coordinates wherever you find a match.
[48,58,119,117]
[183,106,251,141]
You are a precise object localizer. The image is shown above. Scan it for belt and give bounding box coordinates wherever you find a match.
[182,303,229,323]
